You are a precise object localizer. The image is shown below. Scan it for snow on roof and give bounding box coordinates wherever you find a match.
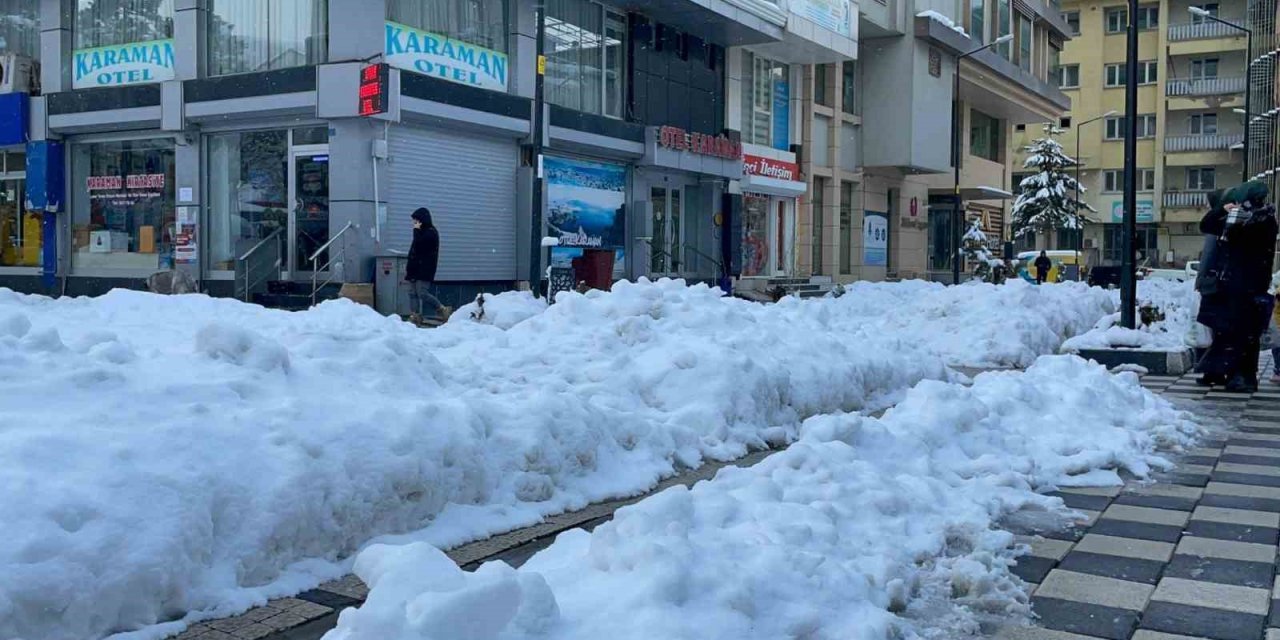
[916,10,969,37]
[976,185,1014,198]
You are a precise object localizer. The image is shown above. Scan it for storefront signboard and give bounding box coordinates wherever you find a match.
[658,126,742,160]
[385,22,508,92]
[545,156,627,278]
[864,211,888,266]
[743,154,800,182]
[772,79,790,152]
[790,0,853,36]
[1111,199,1155,223]
[73,39,175,89]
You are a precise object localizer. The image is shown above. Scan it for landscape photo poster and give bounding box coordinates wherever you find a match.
[545,157,627,278]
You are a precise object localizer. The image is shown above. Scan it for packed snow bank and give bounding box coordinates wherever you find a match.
[1062,279,1205,353]
[325,356,1200,640]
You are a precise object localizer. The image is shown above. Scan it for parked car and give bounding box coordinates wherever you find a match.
[1141,263,1197,282]
[1087,265,1146,288]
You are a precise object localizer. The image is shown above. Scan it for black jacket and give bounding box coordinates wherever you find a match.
[407,212,440,282]
[1034,256,1052,272]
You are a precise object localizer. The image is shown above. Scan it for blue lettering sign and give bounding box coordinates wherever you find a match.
[384,21,509,92]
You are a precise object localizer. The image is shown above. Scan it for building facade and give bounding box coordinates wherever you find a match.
[1014,0,1260,268]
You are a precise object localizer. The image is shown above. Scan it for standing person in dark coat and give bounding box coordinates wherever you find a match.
[1034,251,1053,284]
[406,207,448,324]
[1196,182,1278,392]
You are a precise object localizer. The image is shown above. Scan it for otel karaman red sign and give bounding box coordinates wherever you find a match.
[658,126,742,160]
[743,154,800,182]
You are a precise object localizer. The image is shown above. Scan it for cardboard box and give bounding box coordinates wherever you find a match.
[138,226,156,253]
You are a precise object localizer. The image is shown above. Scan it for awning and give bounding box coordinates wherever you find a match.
[741,174,808,198]
[928,186,1015,202]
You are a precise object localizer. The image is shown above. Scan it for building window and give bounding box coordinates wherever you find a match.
[1060,116,1072,128]
[71,138,176,274]
[1190,58,1219,79]
[208,0,328,76]
[1058,64,1079,88]
[206,130,288,273]
[1136,5,1158,29]
[971,0,986,41]
[1105,63,1126,87]
[1103,224,1157,263]
[969,109,1001,162]
[1017,12,1032,72]
[812,177,826,274]
[814,63,831,107]
[1189,113,1218,135]
[841,60,858,115]
[545,0,626,117]
[0,0,40,60]
[839,181,854,274]
[75,0,174,49]
[1105,7,1126,33]
[1063,10,1080,34]
[1187,167,1216,190]
[1138,60,1157,84]
[0,152,33,267]
[1139,114,1156,138]
[1058,227,1083,250]
[1104,168,1155,191]
[1105,116,1123,139]
[1141,168,1155,191]
[1190,3,1220,23]
[741,51,790,148]
[997,0,1012,59]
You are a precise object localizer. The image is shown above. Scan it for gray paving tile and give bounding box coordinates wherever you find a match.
[1175,536,1278,564]
[1163,554,1276,589]
[1193,505,1280,528]
[1075,533,1176,562]
[1036,570,1154,611]
[1217,462,1280,478]
[1132,631,1219,640]
[1056,550,1166,585]
[1152,577,1272,615]
[1206,482,1280,500]
[1154,472,1212,488]
[1012,555,1059,584]
[1089,518,1186,543]
[1141,600,1267,640]
[1114,494,1201,512]
[1185,520,1280,545]
[1030,596,1141,640]
[1200,493,1280,513]
[1102,504,1192,527]
[1017,535,1075,561]
[1213,472,1280,488]
[1228,438,1280,450]
[996,627,1112,640]
[1219,454,1280,467]
[1049,491,1114,512]
[1225,446,1280,459]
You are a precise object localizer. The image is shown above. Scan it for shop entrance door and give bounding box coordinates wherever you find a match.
[773,198,793,276]
[649,185,683,274]
[288,146,330,275]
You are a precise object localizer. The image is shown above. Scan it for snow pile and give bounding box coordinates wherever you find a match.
[450,291,547,329]
[917,9,969,36]
[325,356,1200,640]
[1062,279,1206,352]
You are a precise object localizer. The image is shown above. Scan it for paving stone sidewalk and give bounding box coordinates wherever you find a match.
[999,355,1280,640]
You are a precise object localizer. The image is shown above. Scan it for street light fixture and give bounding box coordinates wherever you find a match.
[1189,7,1252,182]
[952,33,1014,285]
[1073,110,1118,280]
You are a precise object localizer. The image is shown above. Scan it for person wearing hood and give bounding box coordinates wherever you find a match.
[1195,181,1278,392]
[1034,251,1052,284]
[406,207,448,324]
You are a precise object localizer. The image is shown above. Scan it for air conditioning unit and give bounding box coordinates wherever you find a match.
[1083,238,1096,249]
[0,55,38,95]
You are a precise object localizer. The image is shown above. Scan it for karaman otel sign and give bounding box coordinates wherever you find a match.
[73,39,175,89]
[385,22,508,92]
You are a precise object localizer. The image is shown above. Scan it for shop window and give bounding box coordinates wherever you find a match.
[206,130,288,272]
[544,0,626,117]
[73,0,174,88]
[741,194,770,277]
[841,61,857,116]
[969,109,1001,162]
[208,0,328,76]
[0,152,34,268]
[1103,223,1157,263]
[0,0,40,60]
[71,138,176,274]
[1057,227,1082,250]
[740,51,790,149]
[839,181,854,274]
[388,0,509,91]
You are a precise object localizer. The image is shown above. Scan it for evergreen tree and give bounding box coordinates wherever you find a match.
[961,216,1006,283]
[1011,125,1094,240]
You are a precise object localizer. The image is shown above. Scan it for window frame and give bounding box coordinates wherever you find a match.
[1190,58,1220,80]
[1190,3,1220,23]
[1138,60,1157,85]
[1187,166,1217,190]
[207,0,330,77]
[1105,63,1127,87]
[1136,5,1158,29]
[1189,113,1219,135]
[74,0,176,50]
[1058,63,1080,88]
[1105,7,1127,33]
[543,0,628,118]
[1063,10,1080,35]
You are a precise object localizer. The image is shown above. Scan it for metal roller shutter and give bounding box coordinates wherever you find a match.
[386,124,518,281]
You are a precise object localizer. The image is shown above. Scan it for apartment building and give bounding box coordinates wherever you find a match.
[1013,0,1263,268]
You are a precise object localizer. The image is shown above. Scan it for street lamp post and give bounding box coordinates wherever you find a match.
[528,0,548,297]
[952,34,1014,285]
[1190,7,1252,181]
[1074,110,1118,281]
[1120,0,1140,328]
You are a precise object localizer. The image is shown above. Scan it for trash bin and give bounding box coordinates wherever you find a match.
[571,249,614,291]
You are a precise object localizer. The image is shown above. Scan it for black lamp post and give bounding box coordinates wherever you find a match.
[1120,0,1140,328]
[1074,110,1117,280]
[528,0,548,296]
[952,34,1014,285]
[1190,7,1252,182]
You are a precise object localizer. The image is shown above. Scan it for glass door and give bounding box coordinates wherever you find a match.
[774,198,793,276]
[288,146,330,274]
[649,186,684,274]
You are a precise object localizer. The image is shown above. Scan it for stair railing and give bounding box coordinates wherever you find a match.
[310,222,354,307]
[235,229,284,303]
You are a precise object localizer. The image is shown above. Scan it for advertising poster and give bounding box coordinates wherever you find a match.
[772,79,790,152]
[545,157,627,278]
[790,0,853,36]
[73,39,176,89]
[1111,200,1155,223]
[863,211,888,266]
[385,22,508,92]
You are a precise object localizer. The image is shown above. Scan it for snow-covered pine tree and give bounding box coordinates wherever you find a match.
[961,216,1005,283]
[1011,124,1095,240]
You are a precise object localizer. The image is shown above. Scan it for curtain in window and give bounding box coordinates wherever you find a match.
[388,0,507,53]
[0,0,38,59]
[546,0,613,116]
[75,0,174,49]
[208,0,327,76]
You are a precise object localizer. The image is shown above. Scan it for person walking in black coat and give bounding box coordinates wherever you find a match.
[1034,251,1053,284]
[1195,182,1278,392]
[406,207,448,324]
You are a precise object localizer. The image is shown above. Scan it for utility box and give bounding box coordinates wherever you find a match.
[374,254,410,316]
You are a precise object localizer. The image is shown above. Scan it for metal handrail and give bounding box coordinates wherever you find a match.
[236,228,283,302]
[310,222,354,307]
[642,238,723,274]
[1165,76,1246,96]
[1164,132,1244,152]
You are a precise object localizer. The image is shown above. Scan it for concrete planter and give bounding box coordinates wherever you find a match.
[1073,348,1196,376]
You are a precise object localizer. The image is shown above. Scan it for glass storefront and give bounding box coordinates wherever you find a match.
[545,0,626,117]
[0,0,39,60]
[0,151,33,267]
[207,0,328,76]
[207,130,288,272]
[741,194,769,277]
[71,138,176,273]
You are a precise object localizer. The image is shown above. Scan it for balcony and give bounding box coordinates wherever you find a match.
[1166,76,1246,97]
[1164,133,1244,152]
[1168,20,1244,41]
[1164,191,1213,209]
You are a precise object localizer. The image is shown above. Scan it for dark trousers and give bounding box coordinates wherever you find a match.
[1035,269,1048,284]
[1199,328,1261,384]
[407,280,444,317]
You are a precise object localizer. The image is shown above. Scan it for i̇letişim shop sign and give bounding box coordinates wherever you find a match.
[73,39,175,89]
[385,22,508,92]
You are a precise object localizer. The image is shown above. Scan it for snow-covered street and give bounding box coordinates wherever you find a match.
[0,279,1194,640]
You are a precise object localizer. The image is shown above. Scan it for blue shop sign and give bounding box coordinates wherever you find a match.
[772,79,790,152]
[0,92,29,147]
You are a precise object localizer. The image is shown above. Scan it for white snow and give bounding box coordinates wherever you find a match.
[324,356,1200,640]
[0,278,1114,640]
[1061,279,1206,353]
[916,10,969,36]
